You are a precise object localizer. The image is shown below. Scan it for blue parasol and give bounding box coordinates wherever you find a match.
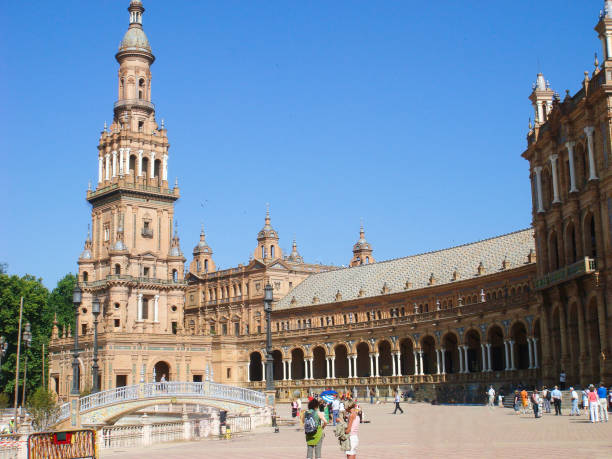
[320,390,338,403]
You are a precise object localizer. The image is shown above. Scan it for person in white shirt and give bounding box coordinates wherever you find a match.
[570,387,580,416]
[393,391,404,414]
[331,397,341,426]
[487,386,496,408]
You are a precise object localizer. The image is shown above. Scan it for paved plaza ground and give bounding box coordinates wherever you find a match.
[104,402,612,458]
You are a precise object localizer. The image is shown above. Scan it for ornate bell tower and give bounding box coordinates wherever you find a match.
[78,0,186,341]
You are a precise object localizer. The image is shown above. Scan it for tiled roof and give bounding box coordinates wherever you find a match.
[275,228,535,310]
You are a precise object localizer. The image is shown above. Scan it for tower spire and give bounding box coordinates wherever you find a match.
[350,221,375,267]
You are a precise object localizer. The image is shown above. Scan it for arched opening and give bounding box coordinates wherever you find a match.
[138,78,145,99]
[549,231,560,271]
[378,340,393,376]
[550,307,562,377]
[114,264,121,275]
[172,269,178,282]
[541,168,552,210]
[442,333,460,374]
[510,322,529,370]
[585,298,601,382]
[487,325,505,371]
[465,329,481,372]
[272,350,283,381]
[356,342,370,377]
[154,361,170,381]
[334,345,349,378]
[420,336,436,374]
[129,155,136,179]
[576,143,588,188]
[566,302,580,382]
[291,348,305,380]
[399,338,414,375]
[154,159,161,185]
[270,245,275,258]
[312,346,326,379]
[565,222,578,263]
[82,271,88,282]
[141,157,149,180]
[584,214,598,259]
[249,352,263,381]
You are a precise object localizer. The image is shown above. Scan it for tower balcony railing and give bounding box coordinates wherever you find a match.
[82,274,187,288]
[89,182,177,200]
[534,257,596,290]
[113,99,155,111]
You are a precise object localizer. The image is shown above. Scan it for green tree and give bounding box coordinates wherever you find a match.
[26,387,59,431]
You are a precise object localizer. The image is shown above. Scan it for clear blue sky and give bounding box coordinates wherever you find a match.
[0,1,602,287]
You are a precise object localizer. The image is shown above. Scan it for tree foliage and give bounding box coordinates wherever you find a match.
[0,271,76,404]
[26,387,59,431]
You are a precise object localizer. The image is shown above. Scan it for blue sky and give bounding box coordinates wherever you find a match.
[0,1,603,287]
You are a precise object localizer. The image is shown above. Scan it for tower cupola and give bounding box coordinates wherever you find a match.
[529,73,555,127]
[350,224,375,267]
[255,207,282,262]
[287,239,304,263]
[190,225,215,274]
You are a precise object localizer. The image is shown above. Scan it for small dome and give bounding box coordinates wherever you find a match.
[113,240,126,251]
[119,27,151,53]
[80,249,92,260]
[170,246,181,257]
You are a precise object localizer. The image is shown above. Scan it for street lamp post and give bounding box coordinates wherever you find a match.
[71,285,82,396]
[21,323,32,407]
[91,297,100,393]
[263,283,274,391]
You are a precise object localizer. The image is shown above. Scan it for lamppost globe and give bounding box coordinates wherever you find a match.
[263,282,274,391]
[92,297,100,316]
[72,284,82,307]
[264,283,273,303]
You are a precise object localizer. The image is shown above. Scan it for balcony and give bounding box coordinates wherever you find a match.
[141,227,154,238]
[534,257,596,290]
[82,274,186,288]
[88,182,178,201]
[113,99,155,112]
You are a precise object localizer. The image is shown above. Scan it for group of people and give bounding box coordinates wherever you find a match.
[296,395,361,459]
[507,383,610,422]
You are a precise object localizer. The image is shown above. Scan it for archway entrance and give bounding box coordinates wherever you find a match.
[442,333,459,374]
[249,352,263,381]
[465,330,481,372]
[154,361,170,381]
[272,350,283,380]
[511,322,529,370]
[378,340,393,376]
[488,326,505,371]
[585,298,601,382]
[421,336,436,374]
[550,307,562,376]
[356,342,370,377]
[334,345,349,378]
[312,346,327,379]
[291,348,305,380]
[399,338,414,375]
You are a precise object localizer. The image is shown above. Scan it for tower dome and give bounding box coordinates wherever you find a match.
[116,0,154,62]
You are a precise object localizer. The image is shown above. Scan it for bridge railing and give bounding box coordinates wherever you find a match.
[80,385,139,412]
[142,381,266,407]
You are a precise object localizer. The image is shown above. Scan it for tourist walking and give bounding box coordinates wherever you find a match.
[587,385,599,423]
[331,396,340,426]
[531,389,540,418]
[597,383,608,422]
[292,400,298,418]
[487,386,496,409]
[570,387,580,416]
[513,390,520,414]
[393,391,404,414]
[542,386,551,413]
[559,370,566,390]
[345,401,360,459]
[582,388,590,416]
[369,388,375,404]
[302,398,327,459]
[297,397,303,417]
[520,388,529,414]
[551,386,562,415]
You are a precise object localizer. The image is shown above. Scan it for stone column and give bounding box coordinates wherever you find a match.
[374,353,380,377]
[509,340,516,370]
[413,351,418,375]
[282,360,287,380]
[137,293,143,321]
[584,127,598,180]
[532,338,539,369]
[325,358,330,379]
[486,344,492,371]
[527,338,534,369]
[105,153,110,181]
[440,347,446,374]
[153,295,159,322]
[370,354,375,377]
[537,101,544,123]
[112,151,117,177]
[287,359,292,380]
[534,166,544,213]
[418,350,424,375]
[163,153,168,181]
[463,346,469,373]
[480,344,486,372]
[566,141,577,192]
[392,352,397,376]
[458,346,464,373]
[304,359,308,379]
[504,341,509,370]
[550,154,560,203]
[352,355,358,378]
[98,156,103,183]
[125,148,131,174]
[150,151,156,178]
[137,150,143,176]
[435,349,441,374]
[331,357,336,378]
[119,148,124,175]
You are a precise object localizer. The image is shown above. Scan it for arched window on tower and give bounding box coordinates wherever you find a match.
[587,214,598,259]
[261,246,266,259]
[82,271,88,282]
[154,159,161,185]
[366,256,370,264]
[138,78,145,99]
[270,245,275,258]
[114,264,121,275]
[172,269,178,282]
[204,259,208,273]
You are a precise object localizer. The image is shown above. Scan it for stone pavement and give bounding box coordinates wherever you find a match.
[103,402,612,458]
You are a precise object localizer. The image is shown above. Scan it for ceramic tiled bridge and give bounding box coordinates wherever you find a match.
[52,381,267,429]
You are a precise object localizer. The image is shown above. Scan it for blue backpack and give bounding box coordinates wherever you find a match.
[304,409,319,434]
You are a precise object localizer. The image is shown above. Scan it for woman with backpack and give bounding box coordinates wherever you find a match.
[302,398,327,459]
[345,401,360,458]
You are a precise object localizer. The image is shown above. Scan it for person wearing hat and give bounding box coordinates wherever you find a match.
[569,387,580,415]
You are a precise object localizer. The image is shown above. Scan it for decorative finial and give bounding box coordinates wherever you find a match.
[528,117,533,130]
[88,180,92,191]
[595,53,600,70]
[103,121,107,132]
[174,177,178,187]
[161,118,165,129]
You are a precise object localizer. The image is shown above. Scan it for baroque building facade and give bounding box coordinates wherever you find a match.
[48,1,612,403]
